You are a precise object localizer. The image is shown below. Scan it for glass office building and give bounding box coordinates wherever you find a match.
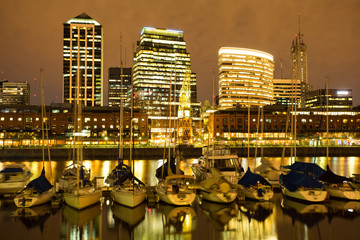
[63,13,103,106]
[218,47,274,109]
[132,27,198,119]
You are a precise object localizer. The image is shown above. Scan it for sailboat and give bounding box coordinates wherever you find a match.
[238,106,274,201]
[14,69,55,207]
[319,165,360,200]
[279,78,328,203]
[238,167,273,201]
[63,71,100,210]
[155,65,196,206]
[109,60,146,208]
[0,164,32,195]
[198,168,238,203]
[57,162,91,192]
[319,78,360,200]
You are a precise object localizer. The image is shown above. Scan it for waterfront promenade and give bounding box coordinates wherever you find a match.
[1,145,359,160]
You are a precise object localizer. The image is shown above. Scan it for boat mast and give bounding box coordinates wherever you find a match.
[167,59,173,176]
[119,33,124,162]
[326,77,329,165]
[40,69,52,181]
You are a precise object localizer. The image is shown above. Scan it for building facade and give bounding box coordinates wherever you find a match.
[132,27,200,141]
[63,13,103,106]
[207,106,360,147]
[0,104,149,141]
[304,89,353,109]
[108,67,132,107]
[0,80,30,105]
[291,31,310,106]
[218,47,275,109]
[273,78,301,106]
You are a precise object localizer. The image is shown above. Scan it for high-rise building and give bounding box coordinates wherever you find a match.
[304,89,353,109]
[133,27,199,118]
[0,80,30,105]
[273,78,301,106]
[63,13,103,106]
[132,27,200,141]
[108,67,132,107]
[291,29,309,106]
[218,47,275,109]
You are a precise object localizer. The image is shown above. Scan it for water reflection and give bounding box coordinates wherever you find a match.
[112,202,146,227]
[13,204,52,229]
[158,202,196,237]
[238,200,274,222]
[2,157,360,239]
[281,197,328,227]
[326,199,360,221]
[62,204,101,239]
[199,198,239,231]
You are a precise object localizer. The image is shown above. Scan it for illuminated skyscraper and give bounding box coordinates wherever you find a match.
[273,78,301,106]
[291,32,307,85]
[291,28,309,107]
[108,67,132,107]
[63,13,103,106]
[133,27,199,141]
[218,47,274,109]
[0,80,30,105]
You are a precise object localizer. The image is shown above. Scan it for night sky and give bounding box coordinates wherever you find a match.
[1,0,359,106]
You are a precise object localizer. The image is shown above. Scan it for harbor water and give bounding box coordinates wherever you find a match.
[1,156,360,240]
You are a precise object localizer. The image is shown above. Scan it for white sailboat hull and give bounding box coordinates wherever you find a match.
[240,187,274,201]
[64,188,101,210]
[325,186,360,200]
[156,183,196,206]
[281,186,328,202]
[14,187,55,208]
[200,189,237,203]
[111,187,146,208]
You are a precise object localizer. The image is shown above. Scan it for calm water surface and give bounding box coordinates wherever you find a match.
[1,157,360,240]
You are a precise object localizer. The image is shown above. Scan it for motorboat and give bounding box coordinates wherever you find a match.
[192,145,243,184]
[0,164,32,195]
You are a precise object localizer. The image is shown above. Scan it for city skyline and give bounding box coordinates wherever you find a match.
[1,0,359,106]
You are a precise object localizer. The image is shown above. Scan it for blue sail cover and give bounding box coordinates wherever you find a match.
[26,168,52,194]
[0,167,23,173]
[238,167,271,188]
[280,171,323,192]
[318,165,350,184]
[284,162,325,179]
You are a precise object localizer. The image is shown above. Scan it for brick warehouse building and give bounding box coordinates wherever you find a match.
[206,105,360,146]
[0,104,149,145]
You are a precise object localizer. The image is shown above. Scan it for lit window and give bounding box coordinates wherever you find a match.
[110,125,113,129]
[85,118,91,123]
[94,118,97,121]
[102,118,105,121]
[36,118,40,121]
[0,117,4,121]
[10,117,13,121]
[102,125,105,128]
[94,125,97,129]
